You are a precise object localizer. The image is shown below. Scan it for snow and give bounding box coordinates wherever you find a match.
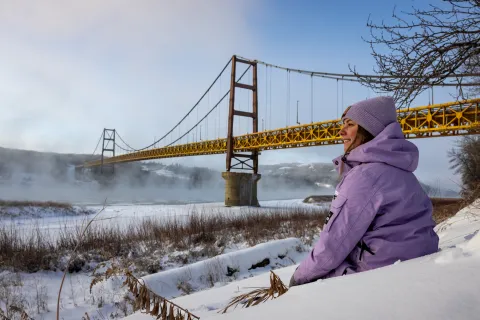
[315,182,333,188]
[153,168,189,180]
[296,163,316,170]
[123,200,480,320]
[3,199,480,319]
[141,238,306,299]
[296,163,310,167]
[2,199,322,240]
[466,231,480,251]
[192,250,480,320]
[0,205,93,218]
[140,165,189,180]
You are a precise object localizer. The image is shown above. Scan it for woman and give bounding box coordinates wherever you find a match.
[291,96,439,286]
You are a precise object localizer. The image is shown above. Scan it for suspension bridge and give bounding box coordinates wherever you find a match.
[80,55,480,206]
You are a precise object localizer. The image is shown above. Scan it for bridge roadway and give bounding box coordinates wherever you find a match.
[83,98,480,168]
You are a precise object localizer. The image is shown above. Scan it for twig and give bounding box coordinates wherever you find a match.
[90,264,200,319]
[56,199,107,320]
[220,271,288,314]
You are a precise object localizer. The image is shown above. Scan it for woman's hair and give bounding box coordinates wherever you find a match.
[345,125,374,154]
[339,125,374,177]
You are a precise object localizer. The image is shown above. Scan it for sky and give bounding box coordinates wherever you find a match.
[0,0,469,190]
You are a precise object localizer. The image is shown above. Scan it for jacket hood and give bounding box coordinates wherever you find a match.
[334,122,419,173]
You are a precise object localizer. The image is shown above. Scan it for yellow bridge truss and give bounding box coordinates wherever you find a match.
[83,98,480,167]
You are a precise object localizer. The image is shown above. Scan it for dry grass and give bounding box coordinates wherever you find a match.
[56,206,105,320]
[90,264,199,320]
[0,206,327,272]
[0,274,33,320]
[431,198,464,224]
[1,196,465,274]
[0,200,72,209]
[220,271,287,314]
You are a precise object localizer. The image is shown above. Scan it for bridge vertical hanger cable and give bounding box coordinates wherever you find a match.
[288,70,291,126]
[288,70,292,123]
[218,72,221,139]
[285,70,287,126]
[342,77,344,113]
[101,62,249,156]
[207,108,209,140]
[165,65,252,147]
[336,79,339,118]
[111,58,232,152]
[311,74,314,123]
[285,70,288,126]
[248,71,251,133]
[269,66,272,130]
[265,64,268,132]
[197,97,200,142]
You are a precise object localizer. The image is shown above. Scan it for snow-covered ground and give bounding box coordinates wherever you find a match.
[1,199,324,239]
[141,165,190,180]
[123,200,480,320]
[140,238,306,299]
[1,199,479,319]
[0,204,93,218]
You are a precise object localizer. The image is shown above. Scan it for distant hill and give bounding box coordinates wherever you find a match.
[0,146,92,182]
[0,147,457,202]
[259,162,337,189]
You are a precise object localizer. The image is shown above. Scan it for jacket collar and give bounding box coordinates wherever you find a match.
[332,153,362,177]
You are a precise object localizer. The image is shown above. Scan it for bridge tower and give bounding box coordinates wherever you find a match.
[222,55,261,206]
[101,128,116,175]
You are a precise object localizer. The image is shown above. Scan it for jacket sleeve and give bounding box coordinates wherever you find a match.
[294,169,383,284]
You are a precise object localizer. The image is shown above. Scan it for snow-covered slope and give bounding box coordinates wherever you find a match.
[125,200,480,320]
[141,238,306,299]
[0,204,93,218]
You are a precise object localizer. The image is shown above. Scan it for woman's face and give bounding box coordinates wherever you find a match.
[339,118,360,152]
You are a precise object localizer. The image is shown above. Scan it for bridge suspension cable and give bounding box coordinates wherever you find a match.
[114,141,133,153]
[165,65,252,147]
[238,56,480,87]
[114,131,138,152]
[117,57,233,152]
[89,54,480,165]
[92,132,103,155]
[90,131,104,158]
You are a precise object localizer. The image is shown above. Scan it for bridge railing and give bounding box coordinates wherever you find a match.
[82,98,480,167]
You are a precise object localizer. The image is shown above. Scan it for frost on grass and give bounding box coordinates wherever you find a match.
[0,204,325,273]
[0,200,93,218]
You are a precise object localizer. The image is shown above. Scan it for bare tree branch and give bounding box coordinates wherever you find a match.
[352,0,480,107]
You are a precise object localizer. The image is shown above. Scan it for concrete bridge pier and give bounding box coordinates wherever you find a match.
[222,172,261,207]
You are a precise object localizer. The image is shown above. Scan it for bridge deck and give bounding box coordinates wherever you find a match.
[83,99,480,167]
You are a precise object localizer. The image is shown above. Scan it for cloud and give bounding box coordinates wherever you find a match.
[0,1,462,191]
[0,0,259,153]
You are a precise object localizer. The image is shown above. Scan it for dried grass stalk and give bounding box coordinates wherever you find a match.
[220,271,288,314]
[57,205,106,320]
[8,305,32,320]
[91,264,199,320]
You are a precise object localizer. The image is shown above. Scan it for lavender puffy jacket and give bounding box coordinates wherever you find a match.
[294,122,439,284]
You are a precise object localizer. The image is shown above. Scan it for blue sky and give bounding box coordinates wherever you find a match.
[0,0,465,189]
